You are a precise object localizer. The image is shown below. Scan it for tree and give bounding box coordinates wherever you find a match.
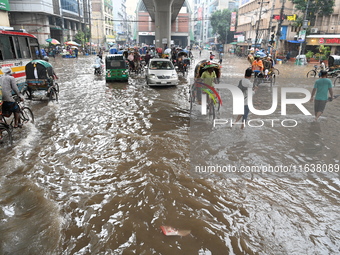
[74,31,85,45]
[210,9,237,44]
[290,0,335,26]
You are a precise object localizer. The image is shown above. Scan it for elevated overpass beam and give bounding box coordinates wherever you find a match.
[152,0,173,49]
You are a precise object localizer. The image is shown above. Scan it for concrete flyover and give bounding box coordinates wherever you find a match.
[142,0,185,48]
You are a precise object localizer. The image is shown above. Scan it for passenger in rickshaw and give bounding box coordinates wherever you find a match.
[0,67,24,128]
[252,56,264,77]
[263,56,273,78]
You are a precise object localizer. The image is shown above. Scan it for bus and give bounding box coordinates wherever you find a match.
[0,28,41,91]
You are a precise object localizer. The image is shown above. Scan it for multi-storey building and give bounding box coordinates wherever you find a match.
[112,0,131,45]
[8,0,91,45]
[192,0,238,47]
[135,0,191,47]
[237,0,340,56]
[91,0,115,48]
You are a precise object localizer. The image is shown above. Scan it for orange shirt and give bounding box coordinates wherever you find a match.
[252,59,264,71]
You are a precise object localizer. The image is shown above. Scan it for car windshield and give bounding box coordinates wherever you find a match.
[150,61,173,70]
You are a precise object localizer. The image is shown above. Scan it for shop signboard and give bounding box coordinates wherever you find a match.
[0,0,10,11]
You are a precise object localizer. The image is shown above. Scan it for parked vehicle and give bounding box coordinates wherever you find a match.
[145,58,178,86]
[105,54,129,82]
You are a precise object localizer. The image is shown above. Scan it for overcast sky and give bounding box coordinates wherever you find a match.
[126,0,138,16]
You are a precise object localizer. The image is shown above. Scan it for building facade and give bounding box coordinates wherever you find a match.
[8,0,91,46]
[91,0,115,48]
[237,0,340,56]
[192,0,238,47]
[112,0,131,45]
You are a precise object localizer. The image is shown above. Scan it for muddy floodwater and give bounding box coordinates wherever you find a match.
[1,51,340,255]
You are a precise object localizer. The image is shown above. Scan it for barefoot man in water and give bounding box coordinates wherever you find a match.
[309,70,333,121]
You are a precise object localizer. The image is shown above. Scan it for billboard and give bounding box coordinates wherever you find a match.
[230,12,237,32]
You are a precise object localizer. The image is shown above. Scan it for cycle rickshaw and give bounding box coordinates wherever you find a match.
[175,51,191,75]
[307,55,340,81]
[189,60,222,120]
[25,60,59,101]
[328,56,340,86]
[253,58,276,87]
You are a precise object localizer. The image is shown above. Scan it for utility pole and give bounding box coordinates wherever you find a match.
[298,0,311,57]
[267,1,275,53]
[275,0,285,53]
[255,0,269,49]
[254,0,265,49]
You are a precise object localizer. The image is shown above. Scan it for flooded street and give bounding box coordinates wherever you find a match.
[1,51,340,254]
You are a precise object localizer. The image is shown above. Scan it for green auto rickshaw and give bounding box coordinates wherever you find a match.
[105,54,129,82]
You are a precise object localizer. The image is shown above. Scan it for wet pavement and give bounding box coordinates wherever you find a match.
[0,50,339,254]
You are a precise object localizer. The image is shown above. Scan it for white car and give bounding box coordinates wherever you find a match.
[145,58,178,86]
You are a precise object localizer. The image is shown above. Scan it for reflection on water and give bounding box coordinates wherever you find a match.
[0,53,339,254]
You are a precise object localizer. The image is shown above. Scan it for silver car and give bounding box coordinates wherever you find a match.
[145,58,178,86]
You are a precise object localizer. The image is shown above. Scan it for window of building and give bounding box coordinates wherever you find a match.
[61,0,79,14]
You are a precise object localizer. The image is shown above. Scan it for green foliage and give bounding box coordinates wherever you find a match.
[74,31,85,45]
[317,45,331,58]
[210,9,237,44]
[289,0,335,26]
[83,27,91,43]
[305,50,314,59]
[291,15,304,29]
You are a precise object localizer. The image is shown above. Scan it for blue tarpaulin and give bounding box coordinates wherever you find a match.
[287,40,304,43]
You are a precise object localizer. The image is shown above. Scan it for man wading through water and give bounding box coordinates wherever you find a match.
[310,70,334,121]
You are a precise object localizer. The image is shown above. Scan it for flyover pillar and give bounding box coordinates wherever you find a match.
[152,0,174,50]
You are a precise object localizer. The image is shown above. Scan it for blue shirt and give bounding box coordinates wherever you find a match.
[314,78,333,100]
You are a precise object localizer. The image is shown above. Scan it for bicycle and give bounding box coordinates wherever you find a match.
[306,65,320,78]
[1,96,34,130]
[189,81,221,120]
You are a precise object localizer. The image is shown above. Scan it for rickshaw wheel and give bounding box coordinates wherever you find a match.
[207,99,215,120]
[306,70,317,78]
[334,76,340,87]
[270,74,276,87]
[49,88,58,102]
[21,107,34,124]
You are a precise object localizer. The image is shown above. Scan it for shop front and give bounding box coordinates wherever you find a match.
[306,35,340,55]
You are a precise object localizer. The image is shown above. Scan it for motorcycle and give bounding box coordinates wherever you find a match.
[93,63,103,75]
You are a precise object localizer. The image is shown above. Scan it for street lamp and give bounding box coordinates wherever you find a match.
[254,0,269,49]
